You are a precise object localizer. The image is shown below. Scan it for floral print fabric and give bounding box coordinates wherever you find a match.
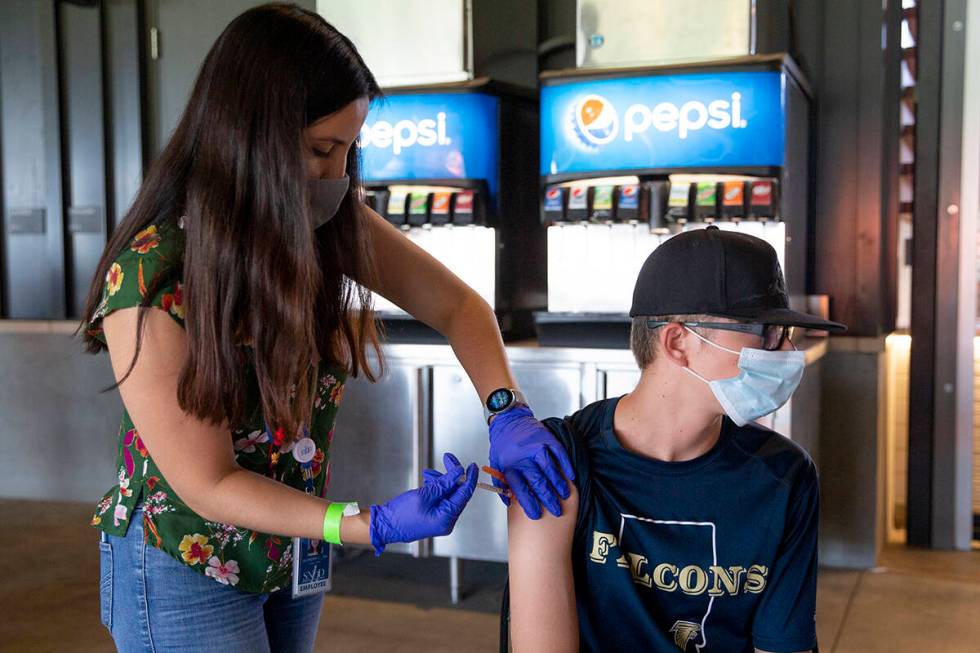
[87,219,346,593]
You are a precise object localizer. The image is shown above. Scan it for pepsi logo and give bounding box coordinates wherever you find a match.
[546,187,562,199]
[622,185,637,197]
[571,94,619,149]
[571,187,586,198]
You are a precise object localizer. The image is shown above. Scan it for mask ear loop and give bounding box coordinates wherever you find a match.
[682,365,712,384]
[681,325,738,384]
[684,325,742,356]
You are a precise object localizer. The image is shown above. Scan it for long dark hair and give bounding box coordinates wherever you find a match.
[82,3,384,440]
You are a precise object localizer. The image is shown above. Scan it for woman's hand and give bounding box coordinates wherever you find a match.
[369,453,478,555]
[489,406,575,520]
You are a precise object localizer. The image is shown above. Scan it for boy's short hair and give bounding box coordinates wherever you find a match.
[630,315,712,369]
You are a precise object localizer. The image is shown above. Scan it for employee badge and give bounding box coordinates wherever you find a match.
[291,535,332,598]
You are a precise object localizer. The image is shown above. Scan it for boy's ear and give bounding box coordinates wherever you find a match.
[658,322,694,368]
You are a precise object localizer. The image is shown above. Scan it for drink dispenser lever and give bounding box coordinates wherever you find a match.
[566,185,589,222]
[449,190,494,311]
[427,191,454,300]
[542,186,567,223]
[430,192,452,226]
[721,181,747,222]
[590,185,615,222]
[407,192,431,228]
[385,189,409,227]
[666,182,693,231]
[452,190,477,226]
[694,181,718,223]
[586,185,615,311]
[544,185,568,314]
[748,180,778,221]
[616,184,640,222]
[557,185,589,312]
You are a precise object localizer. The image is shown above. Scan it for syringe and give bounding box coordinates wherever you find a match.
[456,465,512,498]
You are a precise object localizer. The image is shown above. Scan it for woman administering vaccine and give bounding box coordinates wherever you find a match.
[83,4,572,651]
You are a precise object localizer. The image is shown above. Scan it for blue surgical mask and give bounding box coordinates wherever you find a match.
[308,176,350,230]
[682,327,805,426]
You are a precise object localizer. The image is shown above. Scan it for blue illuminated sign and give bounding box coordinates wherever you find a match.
[540,71,785,176]
[359,93,500,199]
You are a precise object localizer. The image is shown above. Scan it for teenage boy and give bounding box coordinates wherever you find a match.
[506,226,845,652]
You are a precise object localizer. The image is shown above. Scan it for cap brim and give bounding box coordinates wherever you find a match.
[718,307,848,333]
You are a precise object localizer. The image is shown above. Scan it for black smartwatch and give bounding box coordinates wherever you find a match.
[484,387,527,424]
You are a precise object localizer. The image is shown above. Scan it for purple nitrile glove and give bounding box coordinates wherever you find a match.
[488,405,575,520]
[369,452,478,556]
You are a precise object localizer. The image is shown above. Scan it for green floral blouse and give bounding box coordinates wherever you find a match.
[87,219,347,594]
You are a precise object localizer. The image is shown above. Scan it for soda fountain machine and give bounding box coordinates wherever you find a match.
[535,55,811,347]
[358,80,544,342]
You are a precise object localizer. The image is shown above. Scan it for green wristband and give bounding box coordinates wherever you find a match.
[323,502,347,545]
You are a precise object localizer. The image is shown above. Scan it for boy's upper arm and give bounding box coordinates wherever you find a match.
[507,481,580,653]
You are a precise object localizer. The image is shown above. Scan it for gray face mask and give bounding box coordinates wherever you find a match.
[308,176,350,230]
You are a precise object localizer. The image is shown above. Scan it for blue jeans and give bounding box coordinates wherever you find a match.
[99,508,323,652]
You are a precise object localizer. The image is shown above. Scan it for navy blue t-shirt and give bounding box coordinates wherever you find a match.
[544,396,819,653]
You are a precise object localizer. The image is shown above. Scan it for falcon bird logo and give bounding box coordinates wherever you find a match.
[669,620,701,650]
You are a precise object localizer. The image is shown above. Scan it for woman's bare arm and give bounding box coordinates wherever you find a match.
[103,307,372,544]
[358,206,518,400]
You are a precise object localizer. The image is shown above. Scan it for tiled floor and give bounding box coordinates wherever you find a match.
[3,500,980,652]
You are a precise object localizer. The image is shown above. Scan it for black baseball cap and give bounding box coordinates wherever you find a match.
[629,226,847,332]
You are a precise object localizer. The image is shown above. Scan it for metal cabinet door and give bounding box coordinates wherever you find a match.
[431,362,584,562]
[145,0,316,156]
[60,2,109,319]
[329,364,424,555]
[0,1,66,318]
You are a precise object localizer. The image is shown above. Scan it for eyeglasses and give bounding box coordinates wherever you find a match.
[645,320,797,352]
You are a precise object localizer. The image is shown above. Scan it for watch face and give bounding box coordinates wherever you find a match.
[487,388,515,412]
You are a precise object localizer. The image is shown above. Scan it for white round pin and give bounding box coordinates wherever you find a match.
[293,437,316,463]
